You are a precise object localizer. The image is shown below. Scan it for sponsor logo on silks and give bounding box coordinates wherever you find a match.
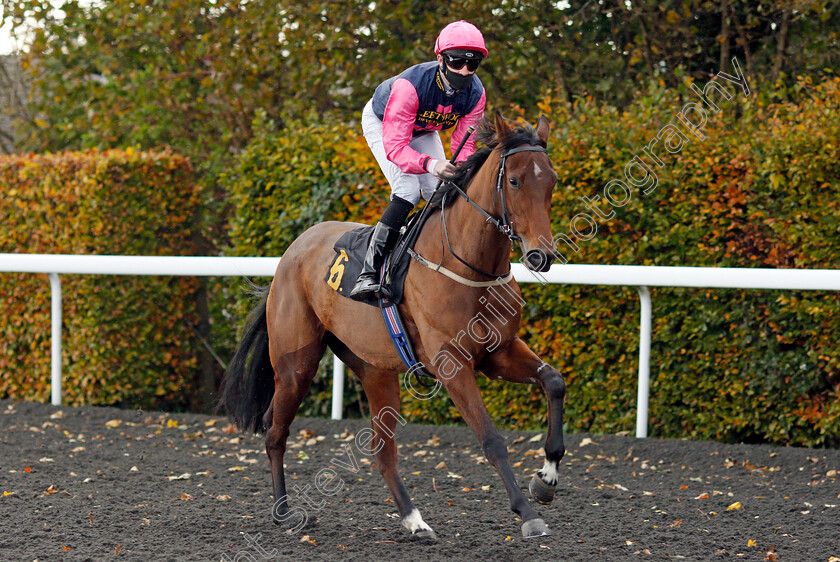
[417,110,460,129]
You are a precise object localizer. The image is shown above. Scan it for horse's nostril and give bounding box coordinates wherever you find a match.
[525,249,553,272]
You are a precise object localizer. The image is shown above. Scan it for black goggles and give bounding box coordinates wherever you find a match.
[443,53,482,72]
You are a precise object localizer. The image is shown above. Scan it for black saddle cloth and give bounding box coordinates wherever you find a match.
[324,184,459,307]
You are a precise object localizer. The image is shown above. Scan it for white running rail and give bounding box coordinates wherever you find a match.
[2,253,839,437]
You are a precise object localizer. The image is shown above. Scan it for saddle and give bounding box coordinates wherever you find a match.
[324,184,460,386]
[324,183,458,307]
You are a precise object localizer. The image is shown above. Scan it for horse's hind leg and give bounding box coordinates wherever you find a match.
[479,337,566,506]
[264,289,326,529]
[356,366,436,540]
[264,341,324,529]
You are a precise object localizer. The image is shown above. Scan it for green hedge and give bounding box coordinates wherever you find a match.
[226,78,840,447]
[0,148,205,410]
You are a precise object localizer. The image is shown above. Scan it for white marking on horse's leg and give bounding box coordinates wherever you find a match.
[533,162,543,178]
[537,458,559,486]
[402,508,433,535]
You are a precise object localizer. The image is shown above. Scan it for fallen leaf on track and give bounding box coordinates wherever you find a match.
[579,438,595,447]
[727,502,743,511]
[105,420,122,428]
[528,433,543,443]
[167,473,191,481]
[222,423,237,434]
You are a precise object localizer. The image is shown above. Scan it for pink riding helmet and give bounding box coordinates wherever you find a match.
[434,20,488,58]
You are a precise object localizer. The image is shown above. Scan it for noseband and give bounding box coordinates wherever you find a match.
[441,144,548,278]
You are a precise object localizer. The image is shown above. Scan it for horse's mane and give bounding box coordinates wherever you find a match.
[441,117,546,198]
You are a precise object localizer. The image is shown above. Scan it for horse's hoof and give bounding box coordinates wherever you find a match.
[521,517,551,538]
[272,505,288,525]
[412,528,437,541]
[529,473,556,505]
[402,508,437,541]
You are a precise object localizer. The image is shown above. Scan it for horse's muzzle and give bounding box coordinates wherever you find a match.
[524,249,554,272]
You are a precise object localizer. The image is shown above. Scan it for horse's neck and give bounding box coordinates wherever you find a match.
[419,154,511,277]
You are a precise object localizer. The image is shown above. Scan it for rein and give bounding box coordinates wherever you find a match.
[432,144,548,280]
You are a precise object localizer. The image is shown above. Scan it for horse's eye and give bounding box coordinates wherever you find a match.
[509,177,520,188]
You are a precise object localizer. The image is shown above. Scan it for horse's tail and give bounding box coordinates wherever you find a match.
[218,285,274,434]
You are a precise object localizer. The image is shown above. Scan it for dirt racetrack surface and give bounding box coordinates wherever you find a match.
[1,398,838,561]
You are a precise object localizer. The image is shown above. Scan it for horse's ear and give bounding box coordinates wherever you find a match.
[494,111,511,137]
[536,115,550,144]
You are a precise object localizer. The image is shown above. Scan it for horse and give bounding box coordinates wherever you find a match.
[219,113,566,540]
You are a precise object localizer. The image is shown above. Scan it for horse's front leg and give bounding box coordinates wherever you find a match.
[440,363,550,538]
[479,337,566,505]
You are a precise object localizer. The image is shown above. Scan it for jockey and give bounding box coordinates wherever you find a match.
[350,20,487,300]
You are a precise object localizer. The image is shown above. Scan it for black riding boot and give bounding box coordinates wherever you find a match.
[349,221,399,300]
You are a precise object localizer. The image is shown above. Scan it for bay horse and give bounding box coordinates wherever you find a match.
[220,113,565,540]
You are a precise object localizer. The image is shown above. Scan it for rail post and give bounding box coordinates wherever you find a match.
[331,355,345,420]
[48,272,62,406]
[635,286,652,438]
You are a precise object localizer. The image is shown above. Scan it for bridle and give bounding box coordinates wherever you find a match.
[440,144,548,278]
